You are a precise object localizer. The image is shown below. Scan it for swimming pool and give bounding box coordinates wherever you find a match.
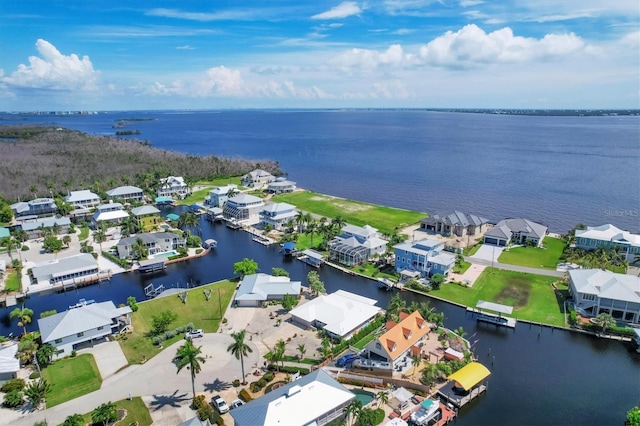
[351,389,375,406]
[150,250,177,259]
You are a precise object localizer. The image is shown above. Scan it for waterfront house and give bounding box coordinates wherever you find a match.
[365,311,431,371]
[30,253,100,287]
[223,193,265,225]
[329,224,388,266]
[91,201,129,228]
[483,218,547,247]
[130,205,162,232]
[10,198,57,220]
[393,238,456,278]
[234,273,301,307]
[231,369,355,426]
[38,301,131,359]
[20,217,71,239]
[65,190,101,210]
[105,185,145,203]
[241,169,275,188]
[259,202,298,231]
[116,232,185,259]
[420,211,489,238]
[267,177,296,194]
[157,176,190,199]
[575,224,640,262]
[204,184,238,207]
[568,269,640,323]
[0,342,20,382]
[289,290,381,339]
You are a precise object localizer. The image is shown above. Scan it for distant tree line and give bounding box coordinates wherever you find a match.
[0,125,281,201]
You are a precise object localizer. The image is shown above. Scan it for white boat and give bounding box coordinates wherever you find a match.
[410,399,440,426]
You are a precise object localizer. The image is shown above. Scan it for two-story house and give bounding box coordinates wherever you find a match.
[329,224,388,266]
[20,217,71,239]
[10,198,57,220]
[483,218,547,247]
[66,190,101,210]
[393,238,456,278]
[157,176,190,199]
[241,169,275,188]
[130,205,162,232]
[205,184,238,207]
[116,232,185,259]
[92,202,129,228]
[223,193,265,225]
[259,202,298,231]
[105,185,145,203]
[267,177,296,194]
[30,254,100,286]
[575,224,640,262]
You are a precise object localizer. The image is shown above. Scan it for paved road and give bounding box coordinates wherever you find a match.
[464,256,565,277]
[10,334,260,426]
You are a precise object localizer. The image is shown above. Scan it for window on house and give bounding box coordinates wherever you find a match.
[77,332,84,337]
[97,326,104,330]
[55,339,62,344]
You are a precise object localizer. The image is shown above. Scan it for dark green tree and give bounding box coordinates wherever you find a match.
[151,310,178,336]
[233,258,258,278]
[91,401,118,425]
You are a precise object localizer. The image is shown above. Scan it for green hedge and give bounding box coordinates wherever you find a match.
[101,251,130,269]
[582,323,636,337]
[331,316,384,356]
[239,388,253,402]
[267,365,310,375]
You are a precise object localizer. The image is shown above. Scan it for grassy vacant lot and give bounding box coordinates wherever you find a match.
[119,280,236,364]
[273,191,425,235]
[498,237,566,270]
[78,226,89,241]
[42,354,101,407]
[453,260,472,275]
[433,268,565,326]
[79,397,153,426]
[4,270,20,292]
[179,176,244,205]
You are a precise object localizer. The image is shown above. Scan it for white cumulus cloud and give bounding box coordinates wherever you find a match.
[312,2,362,20]
[1,39,99,91]
[418,24,585,68]
[329,44,407,73]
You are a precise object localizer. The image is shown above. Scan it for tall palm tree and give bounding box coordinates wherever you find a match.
[593,312,616,336]
[411,356,421,379]
[173,340,206,398]
[297,343,306,361]
[331,215,345,231]
[29,184,38,199]
[376,391,389,408]
[453,326,467,338]
[227,329,253,385]
[295,211,306,233]
[274,339,287,371]
[178,212,200,237]
[345,400,363,426]
[10,306,34,335]
[93,229,107,252]
[306,219,317,248]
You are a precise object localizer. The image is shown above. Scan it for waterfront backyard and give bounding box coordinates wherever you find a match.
[497,237,566,270]
[433,268,566,326]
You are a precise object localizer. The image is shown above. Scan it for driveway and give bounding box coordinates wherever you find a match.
[77,340,128,380]
[471,244,504,262]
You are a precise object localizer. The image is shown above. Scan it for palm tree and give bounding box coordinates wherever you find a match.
[376,391,389,408]
[345,400,363,425]
[227,329,253,385]
[62,414,85,426]
[295,211,306,232]
[10,306,34,335]
[91,401,118,426]
[411,356,422,379]
[24,378,51,410]
[63,180,72,195]
[421,362,440,388]
[178,212,200,237]
[62,235,72,248]
[331,215,345,231]
[36,343,56,366]
[306,219,318,248]
[30,184,38,199]
[386,293,406,321]
[131,237,149,260]
[297,343,306,361]
[274,339,287,371]
[453,326,467,338]
[120,174,130,185]
[93,229,107,252]
[593,312,616,336]
[173,340,206,398]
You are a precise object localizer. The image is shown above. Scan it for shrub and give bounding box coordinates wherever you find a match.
[152,336,162,346]
[233,379,241,387]
[127,296,139,312]
[21,245,29,251]
[192,395,206,410]
[257,378,267,388]
[29,371,40,379]
[70,350,77,357]
[196,248,204,255]
[267,365,310,375]
[250,382,262,393]
[264,381,286,394]
[165,330,177,339]
[186,322,195,331]
[197,403,214,422]
[2,390,23,408]
[239,388,253,402]
[263,372,274,382]
[1,379,26,393]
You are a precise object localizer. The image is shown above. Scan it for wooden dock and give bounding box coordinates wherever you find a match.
[438,382,487,408]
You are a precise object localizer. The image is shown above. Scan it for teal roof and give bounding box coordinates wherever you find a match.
[0,228,10,238]
[166,213,180,221]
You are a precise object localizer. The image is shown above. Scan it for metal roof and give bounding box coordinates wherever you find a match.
[476,300,514,314]
[447,362,491,391]
[235,273,301,301]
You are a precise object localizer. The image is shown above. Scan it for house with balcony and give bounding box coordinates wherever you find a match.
[157,176,190,199]
[105,185,144,203]
[393,238,456,278]
[568,269,640,323]
[329,224,388,266]
[205,184,238,207]
[241,169,275,188]
[130,205,162,232]
[267,177,296,194]
[20,217,71,239]
[30,254,100,286]
[10,198,57,220]
[92,202,129,228]
[365,311,431,371]
[483,218,547,247]
[38,301,131,358]
[223,193,265,225]
[575,224,640,262]
[259,202,298,231]
[116,232,185,259]
[420,211,489,237]
[66,190,101,210]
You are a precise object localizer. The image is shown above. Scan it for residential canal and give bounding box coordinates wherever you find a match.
[0,212,638,425]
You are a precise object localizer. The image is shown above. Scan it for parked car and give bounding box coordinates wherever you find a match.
[185,329,204,339]
[212,395,229,414]
[230,399,245,409]
[336,353,360,367]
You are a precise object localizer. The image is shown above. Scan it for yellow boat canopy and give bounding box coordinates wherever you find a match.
[447,362,491,391]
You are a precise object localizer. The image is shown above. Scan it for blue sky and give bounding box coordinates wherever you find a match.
[1,0,638,110]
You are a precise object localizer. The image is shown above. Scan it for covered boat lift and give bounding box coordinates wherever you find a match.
[438,361,491,408]
[467,300,517,328]
[298,249,324,267]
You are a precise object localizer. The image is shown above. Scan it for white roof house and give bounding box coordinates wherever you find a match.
[575,224,640,261]
[106,185,144,202]
[267,177,296,194]
[241,169,275,188]
[92,202,129,226]
[205,184,238,207]
[259,202,298,230]
[0,342,20,381]
[223,193,265,225]
[38,301,132,358]
[290,290,381,339]
[31,253,99,286]
[66,190,101,208]
[234,273,301,307]
[157,176,190,199]
[130,205,161,216]
[10,198,57,219]
[231,369,355,426]
[569,269,640,323]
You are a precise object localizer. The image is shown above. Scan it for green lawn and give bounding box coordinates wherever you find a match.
[119,280,236,364]
[463,244,482,256]
[290,232,326,251]
[4,270,20,292]
[78,397,153,426]
[352,333,377,350]
[432,268,565,326]
[452,260,472,275]
[42,354,101,407]
[351,262,397,280]
[498,237,567,270]
[179,176,245,205]
[78,226,89,241]
[272,191,425,235]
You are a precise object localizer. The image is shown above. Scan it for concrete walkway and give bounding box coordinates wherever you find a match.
[9,334,260,425]
[464,256,565,277]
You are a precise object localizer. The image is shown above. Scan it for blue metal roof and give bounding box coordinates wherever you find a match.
[283,242,296,250]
